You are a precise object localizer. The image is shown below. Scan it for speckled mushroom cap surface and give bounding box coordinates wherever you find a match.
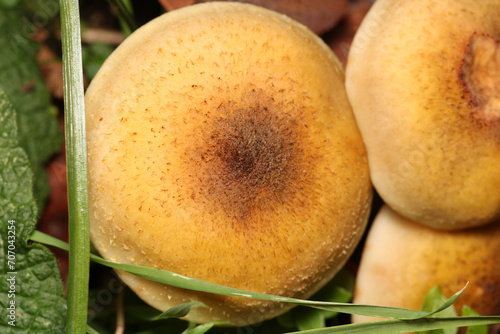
[353,206,500,324]
[86,2,372,326]
[345,0,500,230]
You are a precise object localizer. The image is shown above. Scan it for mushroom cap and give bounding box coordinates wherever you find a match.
[345,0,500,229]
[86,2,372,326]
[352,205,500,323]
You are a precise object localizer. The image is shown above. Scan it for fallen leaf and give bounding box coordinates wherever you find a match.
[159,0,349,35]
[324,0,373,66]
[158,0,194,11]
[36,45,64,99]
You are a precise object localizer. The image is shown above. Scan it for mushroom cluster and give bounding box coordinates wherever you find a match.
[346,0,500,319]
[85,2,372,326]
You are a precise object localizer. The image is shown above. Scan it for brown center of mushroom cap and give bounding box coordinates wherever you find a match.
[461,33,500,122]
[183,88,317,222]
[211,106,294,188]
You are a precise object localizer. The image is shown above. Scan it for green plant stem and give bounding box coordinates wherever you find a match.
[107,0,137,34]
[60,0,90,333]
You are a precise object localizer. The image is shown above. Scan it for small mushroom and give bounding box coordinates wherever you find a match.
[352,205,500,323]
[85,2,372,326]
[345,0,500,230]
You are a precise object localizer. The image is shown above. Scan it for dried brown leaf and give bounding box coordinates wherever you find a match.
[159,0,348,35]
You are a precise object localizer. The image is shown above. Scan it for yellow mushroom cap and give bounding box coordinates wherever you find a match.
[85,2,372,326]
[345,0,500,229]
[353,205,500,324]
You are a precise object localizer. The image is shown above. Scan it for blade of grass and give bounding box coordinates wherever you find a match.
[286,317,500,334]
[87,254,460,320]
[30,231,460,321]
[107,0,137,34]
[31,232,500,332]
[59,0,90,333]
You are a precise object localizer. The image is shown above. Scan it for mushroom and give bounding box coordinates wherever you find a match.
[85,2,372,326]
[352,205,500,323]
[345,0,500,230]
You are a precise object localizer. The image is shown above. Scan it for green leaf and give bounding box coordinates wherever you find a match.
[183,322,229,334]
[0,6,62,209]
[82,43,115,81]
[462,306,487,334]
[288,269,355,331]
[0,89,66,333]
[277,310,297,330]
[329,268,355,294]
[418,285,458,334]
[152,301,207,321]
[295,308,326,331]
[0,0,20,9]
[313,269,354,320]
